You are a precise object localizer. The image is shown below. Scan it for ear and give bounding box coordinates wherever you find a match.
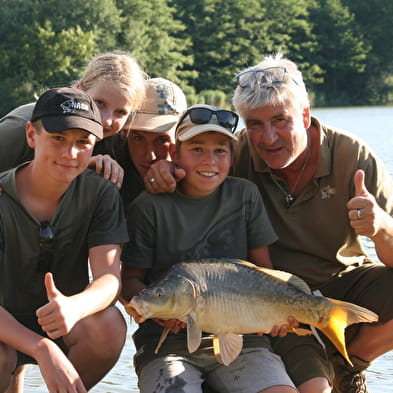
[302,107,311,129]
[26,122,37,148]
[169,143,178,163]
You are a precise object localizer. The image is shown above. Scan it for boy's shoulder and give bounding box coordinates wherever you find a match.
[0,102,35,124]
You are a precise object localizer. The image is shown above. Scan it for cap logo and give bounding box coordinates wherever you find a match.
[60,98,89,114]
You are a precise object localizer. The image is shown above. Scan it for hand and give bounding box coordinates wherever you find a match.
[144,160,186,194]
[153,318,187,334]
[267,316,299,337]
[35,338,87,393]
[347,169,384,237]
[89,155,124,189]
[36,273,80,339]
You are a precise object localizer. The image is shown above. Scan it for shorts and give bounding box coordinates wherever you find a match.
[272,263,393,387]
[138,347,295,393]
[14,314,66,368]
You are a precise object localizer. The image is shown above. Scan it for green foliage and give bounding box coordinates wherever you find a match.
[0,0,392,115]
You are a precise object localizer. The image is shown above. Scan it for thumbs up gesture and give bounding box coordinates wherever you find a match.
[36,273,79,339]
[346,169,383,238]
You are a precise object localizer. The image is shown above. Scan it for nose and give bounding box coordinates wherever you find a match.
[202,150,216,164]
[100,108,113,128]
[259,123,278,146]
[62,143,79,159]
[144,144,158,162]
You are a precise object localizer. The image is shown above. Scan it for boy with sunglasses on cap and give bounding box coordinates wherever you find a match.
[120,104,297,393]
[0,87,128,393]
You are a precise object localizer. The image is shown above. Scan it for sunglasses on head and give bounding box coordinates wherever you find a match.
[36,221,55,273]
[235,66,299,89]
[179,107,239,133]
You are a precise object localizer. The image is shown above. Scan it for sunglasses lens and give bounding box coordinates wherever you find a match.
[216,111,238,130]
[188,108,213,124]
[40,221,54,246]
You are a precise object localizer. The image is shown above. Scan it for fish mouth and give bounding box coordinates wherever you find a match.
[124,298,150,323]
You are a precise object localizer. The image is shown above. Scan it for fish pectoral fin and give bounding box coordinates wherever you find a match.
[213,334,243,366]
[154,326,171,354]
[187,313,202,353]
[290,327,313,336]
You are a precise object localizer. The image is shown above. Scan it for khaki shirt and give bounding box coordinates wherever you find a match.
[232,117,393,289]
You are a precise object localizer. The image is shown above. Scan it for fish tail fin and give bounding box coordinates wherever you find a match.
[317,298,378,366]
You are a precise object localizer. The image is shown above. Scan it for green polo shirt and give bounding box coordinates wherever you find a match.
[0,166,129,319]
[232,117,393,289]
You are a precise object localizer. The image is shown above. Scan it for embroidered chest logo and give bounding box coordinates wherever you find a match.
[320,185,336,199]
[60,98,88,114]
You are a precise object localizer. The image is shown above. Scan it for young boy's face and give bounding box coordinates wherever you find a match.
[27,122,96,184]
[171,131,232,197]
[128,130,173,177]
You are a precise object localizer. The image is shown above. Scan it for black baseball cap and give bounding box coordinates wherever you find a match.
[31,87,103,139]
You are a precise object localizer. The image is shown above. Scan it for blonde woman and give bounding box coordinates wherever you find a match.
[0,51,147,188]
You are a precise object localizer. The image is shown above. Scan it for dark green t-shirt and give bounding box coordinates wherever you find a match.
[0,166,129,319]
[122,176,278,372]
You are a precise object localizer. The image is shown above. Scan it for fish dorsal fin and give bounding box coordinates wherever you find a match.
[213,334,243,366]
[187,313,202,353]
[234,260,312,295]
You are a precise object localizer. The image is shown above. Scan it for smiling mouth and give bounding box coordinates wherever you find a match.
[198,171,217,177]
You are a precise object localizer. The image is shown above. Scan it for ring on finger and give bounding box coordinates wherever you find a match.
[356,208,361,220]
[149,178,155,184]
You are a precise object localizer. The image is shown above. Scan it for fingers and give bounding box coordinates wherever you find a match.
[89,155,124,189]
[144,160,178,193]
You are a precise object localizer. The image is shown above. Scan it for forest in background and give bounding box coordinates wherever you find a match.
[1,0,392,116]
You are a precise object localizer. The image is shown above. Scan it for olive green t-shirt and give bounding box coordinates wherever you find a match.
[0,166,129,319]
[232,117,393,289]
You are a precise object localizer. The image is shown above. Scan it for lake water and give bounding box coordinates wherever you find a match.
[23,106,393,392]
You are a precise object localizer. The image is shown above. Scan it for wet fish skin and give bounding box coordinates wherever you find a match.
[126,258,378,366]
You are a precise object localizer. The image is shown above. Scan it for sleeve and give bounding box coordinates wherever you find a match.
[121,192,156,269]
[245,181,278,249]
[0,114,34,172]
[87,180,129,247]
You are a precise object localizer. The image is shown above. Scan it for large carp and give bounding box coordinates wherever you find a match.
[124,258,378,366]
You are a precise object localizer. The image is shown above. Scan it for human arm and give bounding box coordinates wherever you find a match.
[88,155,124,189]
[144,159,186,194]
[347,169,393,266]
[0,306,86,393]
[36,244,122,339]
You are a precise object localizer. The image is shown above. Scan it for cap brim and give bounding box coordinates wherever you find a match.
[130,113,179,133]
[177,124,238,142]
[41,115,103,139]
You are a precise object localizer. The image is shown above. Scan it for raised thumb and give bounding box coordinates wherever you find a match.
[44,272,59,301]
[354,169,369,197]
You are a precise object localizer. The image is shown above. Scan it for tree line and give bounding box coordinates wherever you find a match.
[1,0,392,116]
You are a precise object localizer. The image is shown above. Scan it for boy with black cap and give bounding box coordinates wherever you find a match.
[0,87,128,393]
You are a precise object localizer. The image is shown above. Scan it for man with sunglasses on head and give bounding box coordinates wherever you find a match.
[0,87,128,393]
[144,53,393,393]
